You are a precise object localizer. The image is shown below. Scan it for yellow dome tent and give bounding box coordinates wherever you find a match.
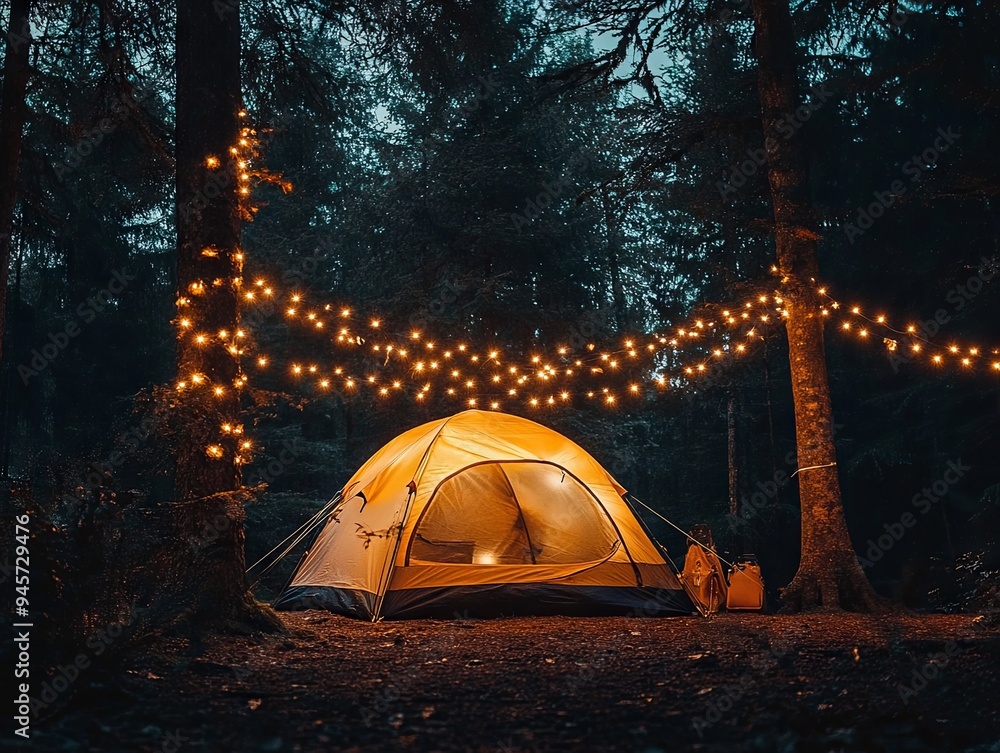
[274,410,696,620]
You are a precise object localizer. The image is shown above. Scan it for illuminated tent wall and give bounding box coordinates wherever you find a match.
[275,410,695,620]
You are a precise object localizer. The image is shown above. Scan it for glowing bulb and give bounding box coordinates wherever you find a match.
[371,319,380,328]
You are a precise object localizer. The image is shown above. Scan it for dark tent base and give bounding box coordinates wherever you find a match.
[274,583,696,620]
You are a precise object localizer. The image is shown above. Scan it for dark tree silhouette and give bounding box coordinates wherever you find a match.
[0,0,33,366]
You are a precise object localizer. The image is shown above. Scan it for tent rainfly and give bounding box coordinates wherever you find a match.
[274,410,696,620]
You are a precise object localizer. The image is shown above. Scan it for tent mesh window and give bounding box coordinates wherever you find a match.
[409,461,619,565]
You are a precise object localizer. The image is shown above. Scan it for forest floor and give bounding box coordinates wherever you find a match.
[25,612,1000,753]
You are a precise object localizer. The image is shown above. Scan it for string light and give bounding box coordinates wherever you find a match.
[820,284,1000,377]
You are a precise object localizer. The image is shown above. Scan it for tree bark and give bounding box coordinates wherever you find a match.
[172,0,279,632]
[0,0,33,368]
[727,389,739,519]
[175,0,243,499]
[751,0,882,611]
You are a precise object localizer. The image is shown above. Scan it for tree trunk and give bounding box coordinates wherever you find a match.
[751,0,882,612]
[172,0,278,633]
[175,0,243,498]
[727,389,739,519]
[601,185,629,331]
[0,0,32,368]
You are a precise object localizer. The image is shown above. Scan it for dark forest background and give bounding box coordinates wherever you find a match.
[2,0,999,610]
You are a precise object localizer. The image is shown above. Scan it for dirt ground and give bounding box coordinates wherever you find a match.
[23,612,1000,753]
